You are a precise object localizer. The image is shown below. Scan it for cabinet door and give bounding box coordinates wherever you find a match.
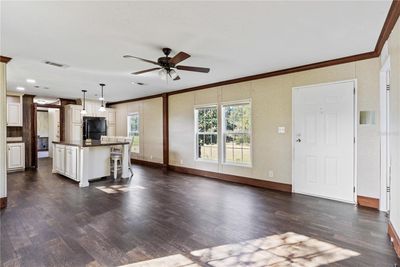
[71,124,82,142]
[65,147,78,180]
[7,103,22,126]
[107,110,116,124]
[108,125,116,136]
[55,146,65,173]
[7,144,24,169]
[72,108,82,124]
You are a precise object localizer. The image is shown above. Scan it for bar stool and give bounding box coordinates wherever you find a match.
[110,152,122,179]
[109,136,134,179]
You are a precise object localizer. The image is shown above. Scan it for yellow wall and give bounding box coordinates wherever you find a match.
[112,97,163,164]
[386,18,400,238]
[169,58,381,198]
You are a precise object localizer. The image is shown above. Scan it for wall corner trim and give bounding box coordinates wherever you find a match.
[168,165,292,193]
[357,195,379,209]
[388,222,400,258]
[0,197,7,209]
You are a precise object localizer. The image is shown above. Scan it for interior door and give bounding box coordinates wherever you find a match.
[293,81,355,203]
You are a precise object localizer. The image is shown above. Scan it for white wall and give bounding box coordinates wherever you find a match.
[111,97,163,164]
[37,111,49,137]
[386,18,400,240]
[169,58,381,198]
[48,108,60,157]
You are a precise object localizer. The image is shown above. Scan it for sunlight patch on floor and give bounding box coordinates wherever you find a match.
[119,254,200,267]
[96,184,146,194]
[191,232,360,267]
[118,232,359,267]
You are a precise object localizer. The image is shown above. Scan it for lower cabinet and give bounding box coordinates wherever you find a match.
[54,144,79,181]
[7,143,25,171]
[65,146,79,181]
[54,145,65,174]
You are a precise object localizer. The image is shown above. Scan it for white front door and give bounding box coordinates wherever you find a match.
[293,80,355,203]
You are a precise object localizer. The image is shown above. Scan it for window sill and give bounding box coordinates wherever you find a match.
[195,159,218,164]
[222,162,253,168]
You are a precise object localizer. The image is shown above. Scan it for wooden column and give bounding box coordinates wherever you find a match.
[0,56,11,209]
[162,93,169,170]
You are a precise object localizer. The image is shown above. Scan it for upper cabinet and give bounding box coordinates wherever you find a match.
[107,109,116,125]
[64,103,115,142]
[6,93,23,127]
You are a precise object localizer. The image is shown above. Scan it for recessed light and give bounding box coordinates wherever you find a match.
[26,79,36,84]
[16,86,25,91]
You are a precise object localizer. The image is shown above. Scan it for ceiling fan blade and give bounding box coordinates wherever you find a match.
[176,65,210,73]
[169,52,190,65]
[173,75,181,81]
[123,55,159,66]
[131,68,161,75]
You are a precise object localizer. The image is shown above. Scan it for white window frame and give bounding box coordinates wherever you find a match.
[194,105,219,163]
[127,112,140,154]
[221,100,252,167]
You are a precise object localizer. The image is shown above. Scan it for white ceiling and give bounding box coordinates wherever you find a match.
[1,1,392,102]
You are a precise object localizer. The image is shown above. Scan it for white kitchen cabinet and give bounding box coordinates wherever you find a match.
[71,106,82,124]
[54,145,65,174]
[65,146,79,180]
[7,143,25,171]
[108,125,116,136]
[65,103,115,142]
[7,94,23,127]
[65,105,83,142]
[107,109,116,124]
[71,124,82,142]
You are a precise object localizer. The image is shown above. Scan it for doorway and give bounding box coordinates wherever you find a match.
[37,107,60,159]
[33,103,63,168]
[292,80,356,203]
[380,57,391,212]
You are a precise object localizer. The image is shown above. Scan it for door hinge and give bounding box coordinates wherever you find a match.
[354,137,356,143]
[353,87,356,94]
[353,187,356,193]
[386,84,390,91]
[387,186,390,193]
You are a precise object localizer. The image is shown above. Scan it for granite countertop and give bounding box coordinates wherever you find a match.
[52,140,129,147]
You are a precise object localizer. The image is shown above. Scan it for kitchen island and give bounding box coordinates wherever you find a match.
[52,140,130,187]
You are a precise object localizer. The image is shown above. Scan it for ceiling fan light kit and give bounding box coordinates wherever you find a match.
[124,47,210,82]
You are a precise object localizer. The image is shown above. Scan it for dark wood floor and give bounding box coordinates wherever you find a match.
[1,158,399,267]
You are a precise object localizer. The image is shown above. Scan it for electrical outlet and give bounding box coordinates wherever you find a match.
[278,127,286,134]
[150,155,153,160]
[180,159,183,164]
[268,170,274,178]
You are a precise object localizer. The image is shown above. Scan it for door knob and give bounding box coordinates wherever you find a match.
[296,138,302,143]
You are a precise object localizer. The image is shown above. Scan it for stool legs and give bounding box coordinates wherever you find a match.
[113,159,119,179]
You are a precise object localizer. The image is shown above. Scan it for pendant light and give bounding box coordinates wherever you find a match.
[98,83,106,112]
[81,90,87,115]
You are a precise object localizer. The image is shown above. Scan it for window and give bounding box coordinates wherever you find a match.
[195,106,218,161]
[222,102,251,165]
[127,113,139,153]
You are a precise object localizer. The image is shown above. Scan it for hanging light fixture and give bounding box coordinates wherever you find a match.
[158,69,168,81]
[98,83,106,112]
[169,69,178,80]
[81,90,87,115]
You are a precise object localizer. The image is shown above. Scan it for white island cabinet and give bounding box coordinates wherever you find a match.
[52,140,130,187]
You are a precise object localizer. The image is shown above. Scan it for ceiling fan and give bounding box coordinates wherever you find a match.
[123,48,210,81]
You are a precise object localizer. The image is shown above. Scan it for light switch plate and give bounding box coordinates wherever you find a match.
[278,127,286,134]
